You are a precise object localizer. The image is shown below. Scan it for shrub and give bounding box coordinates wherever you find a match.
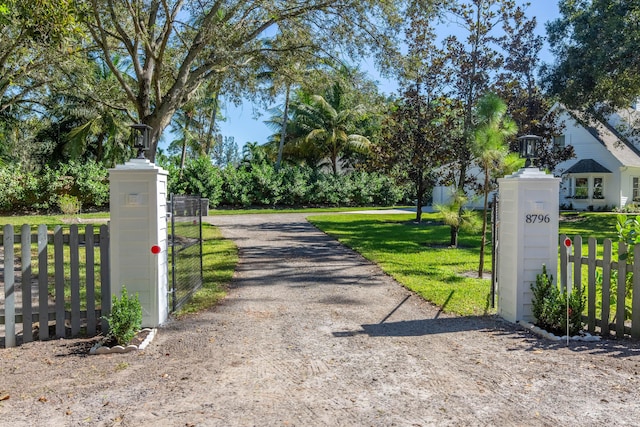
[58,194,81,215]
[249,162,282,206]
[310,173,351,206]
[614,203,640,213]
[278,165,312,206]
[182,156,223,204]
[531,265,585,336]
[0,165,30,211]
[220,165,252,207]
[104,286,143,346]
[38,160,109,210]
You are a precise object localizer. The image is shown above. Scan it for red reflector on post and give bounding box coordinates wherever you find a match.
[151,245,161,254]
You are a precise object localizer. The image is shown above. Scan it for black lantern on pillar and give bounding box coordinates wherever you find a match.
[517,134,542,168]
[130,124,152,159]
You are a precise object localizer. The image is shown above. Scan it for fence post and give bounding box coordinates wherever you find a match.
[4,225,15,348]
[100,224,111,333]
[70,224,81,336]
[602,239,612,336]
[54,226,65,338]
[496,167,560,323]
[85,225,96,336]
[587,237,597,333]
[616,242,628,337]
[560,234,568,291]
[37,225,48,340]
[21,225,33,343]
[573,235,582,297]
[633,245,640,339]
[109,158,169,327]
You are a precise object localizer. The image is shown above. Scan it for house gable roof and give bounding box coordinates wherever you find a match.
[563,159,612,174]
[562,106,640,168]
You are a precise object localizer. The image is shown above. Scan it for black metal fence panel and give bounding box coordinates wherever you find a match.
[169,195,203,312]
[491,194,499,308]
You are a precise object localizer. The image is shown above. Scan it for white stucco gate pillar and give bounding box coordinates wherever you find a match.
[497,167,560,323]
[109,158,169,327]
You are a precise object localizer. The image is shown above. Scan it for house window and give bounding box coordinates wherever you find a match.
[553,135,566,150]
[593,177,604,199]
[574,177,588,199]
[634,178,640,202]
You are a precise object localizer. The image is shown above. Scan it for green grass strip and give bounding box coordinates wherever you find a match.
[308,213,494,317]
[174,224,237,316]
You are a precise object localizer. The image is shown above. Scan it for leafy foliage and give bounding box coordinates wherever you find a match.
[616,214,640,248]
[181,156,223,204]
[544,0,640,111]
[288,80,374,175]
[81,0,407,160]
[531,265,585,336]
[104,286,142,346]
[613,214,639,321]
[57,194,81,216]
[0,160,108,213]
[377,93,463,223]
[473,92,517,276]
[38,160,110,210]
[198,162,408,208]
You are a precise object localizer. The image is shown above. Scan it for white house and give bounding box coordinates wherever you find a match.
[431,104,640,211]
[552,104,640,210]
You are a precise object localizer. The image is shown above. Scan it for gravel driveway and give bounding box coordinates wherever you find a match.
[2,213,640,426]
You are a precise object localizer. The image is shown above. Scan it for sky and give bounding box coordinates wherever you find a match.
[164,1,561,153]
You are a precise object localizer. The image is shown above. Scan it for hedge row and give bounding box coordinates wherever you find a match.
[0,158,412,213]
[165,157,411,208]
[0,160,109,213]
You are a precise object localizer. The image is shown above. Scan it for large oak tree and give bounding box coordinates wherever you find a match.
[81,0,407,161]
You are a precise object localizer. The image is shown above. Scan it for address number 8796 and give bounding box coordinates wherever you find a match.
[525,214,550,224]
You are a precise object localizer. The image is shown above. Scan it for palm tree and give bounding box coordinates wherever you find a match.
[168,102,203,178]
[473,92,518,278]
[63,57,133,167]
[295,83,371,175]
[257,57,322,170]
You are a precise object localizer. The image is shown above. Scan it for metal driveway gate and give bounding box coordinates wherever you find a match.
[169,194,203,312]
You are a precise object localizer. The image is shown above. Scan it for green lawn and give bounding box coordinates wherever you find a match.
[308,213,494,316]
[308,211,624,318]
[0,212,110,227]
[559,212,620,242]
[209,206,410,215]
[175,224,237,316]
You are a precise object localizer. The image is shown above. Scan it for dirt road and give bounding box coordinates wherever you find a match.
[2,213,640,426]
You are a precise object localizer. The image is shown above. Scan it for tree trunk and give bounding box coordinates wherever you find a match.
[204,94,219,156]
[178,115,192,179]
[451,161,468,249]
[415,173,424,223]
[276,83,291,171]
[449,225,459,247]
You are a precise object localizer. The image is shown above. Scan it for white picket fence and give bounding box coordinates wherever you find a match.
[0,224,110,348]
[561,235,640,339]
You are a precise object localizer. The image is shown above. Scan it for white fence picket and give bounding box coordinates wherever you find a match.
[4,225,15,347]
[21,225,32,343]
[37,224,48,340]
